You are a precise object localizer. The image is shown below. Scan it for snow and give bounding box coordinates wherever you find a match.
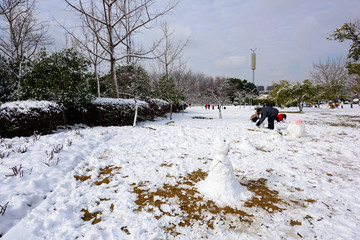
[196,137,251,208]
[93,97,144,106]
[286,119,306,138]
[0,100,61,114]
[1,105,360,239]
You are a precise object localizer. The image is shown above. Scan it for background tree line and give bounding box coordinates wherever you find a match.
[263,18,360,111]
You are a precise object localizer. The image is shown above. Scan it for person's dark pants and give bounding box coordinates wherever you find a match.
[268,115,277,130]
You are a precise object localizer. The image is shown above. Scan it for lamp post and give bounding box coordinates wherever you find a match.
[250,48,257,107]
[250,48,257,85]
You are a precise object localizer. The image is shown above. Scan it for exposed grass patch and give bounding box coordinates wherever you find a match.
[328,122,356,128]
[160,162,173,167]
[247,128,261,132]
[74,175,91,182]
[94,165,122,186]
[77,165,316,236]
[81,208,102,225]
[131,170,315,236]
[256,148,271,153]
[290,220,302,226]
[132,169,252,236]
[192,116,213,120]
[242,178,284,213]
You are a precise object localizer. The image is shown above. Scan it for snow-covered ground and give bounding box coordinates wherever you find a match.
[1,105,359,239]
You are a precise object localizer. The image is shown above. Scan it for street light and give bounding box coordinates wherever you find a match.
[250,48,257,107]
[250,48,257,85]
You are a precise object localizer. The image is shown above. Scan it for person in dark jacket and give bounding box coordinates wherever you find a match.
[255,106,279,130]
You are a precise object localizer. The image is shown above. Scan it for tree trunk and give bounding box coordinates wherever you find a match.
[218,104,222,119]
[62,110,67,126]
[133,97,138,127]
[169,103,173,120]
[110,55,119,98]
[94,63,100,98]
[298,102,304,112]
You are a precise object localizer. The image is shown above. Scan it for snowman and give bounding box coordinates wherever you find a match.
[196,137,250,208]
[287,119,306,138]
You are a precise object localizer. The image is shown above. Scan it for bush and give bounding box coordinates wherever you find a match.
[84,98,170,126]
[145,98,170,117]
[0,55,17,103]
[0,101,63,138]
[0,98,186,138]
[173,101,188,112]
[18,48,94,112]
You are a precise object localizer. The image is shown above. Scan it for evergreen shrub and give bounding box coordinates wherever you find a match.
[0,101,63,138]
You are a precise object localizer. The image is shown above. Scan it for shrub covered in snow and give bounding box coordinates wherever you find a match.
[0,98,186,137]
[173,101,188,112]
[145,98,170,117]
[0,101,63,138]
[84,98,173,127]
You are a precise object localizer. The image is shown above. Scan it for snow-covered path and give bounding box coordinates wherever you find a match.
[1,105,360,239]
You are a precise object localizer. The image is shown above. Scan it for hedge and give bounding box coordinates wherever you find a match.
[0,101,63,138]
[0,98,187,138]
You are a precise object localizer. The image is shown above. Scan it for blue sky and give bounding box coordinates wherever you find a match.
[39,0,360,87]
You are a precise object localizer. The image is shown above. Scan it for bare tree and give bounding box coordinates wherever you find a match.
[155,21,189,76]
[64,0,178,98]
[0,0,50,88]
[311,57,349,101]
[153,21,190,118]
[209,77,228,119]
[70,2,107,98]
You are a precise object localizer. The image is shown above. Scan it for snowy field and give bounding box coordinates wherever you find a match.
[1,105,360,239]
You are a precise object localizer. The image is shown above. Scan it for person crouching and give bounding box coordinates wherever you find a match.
[255,106,280,130]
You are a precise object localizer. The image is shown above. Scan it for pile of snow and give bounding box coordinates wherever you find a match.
[286,119,306,137]
[0,100,60,114]
[92,98,148,108]
[197,137,251,208]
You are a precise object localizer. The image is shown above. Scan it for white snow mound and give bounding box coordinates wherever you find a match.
[287,119,306,138]
[196,137,251,208]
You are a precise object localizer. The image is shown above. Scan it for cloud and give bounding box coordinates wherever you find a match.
[215,56,246,69]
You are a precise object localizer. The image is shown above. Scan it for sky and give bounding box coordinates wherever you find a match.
[37,0,360,87]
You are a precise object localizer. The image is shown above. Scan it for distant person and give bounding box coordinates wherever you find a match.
[255,106,280,130]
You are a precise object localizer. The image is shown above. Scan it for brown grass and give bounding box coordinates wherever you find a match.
[131,170,315,236]
[77,164,316,237]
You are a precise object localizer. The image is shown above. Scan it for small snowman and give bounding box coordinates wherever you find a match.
[238,135,255,151]
[287,119,306,138]
[196,137,250,208]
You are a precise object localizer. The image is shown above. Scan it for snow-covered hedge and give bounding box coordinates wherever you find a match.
[173,101,189,112]
[85,98,174,126]
[85,98,149,126]
[145,98,170,117]
[0,101,63,138]
[0,98,187,138]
